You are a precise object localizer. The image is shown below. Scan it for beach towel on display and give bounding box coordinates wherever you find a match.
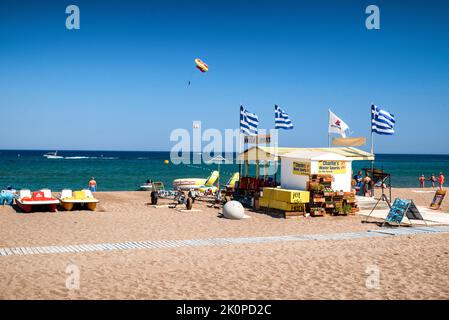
[386,198,411,224]
[385,198,424,225]
[430,189,446,210]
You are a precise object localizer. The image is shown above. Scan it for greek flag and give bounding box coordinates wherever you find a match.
[371,105,396,135]
[275,105,294,129]
[240,105,259,136]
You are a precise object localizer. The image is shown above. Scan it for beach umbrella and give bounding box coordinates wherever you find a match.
[207,155,226,190]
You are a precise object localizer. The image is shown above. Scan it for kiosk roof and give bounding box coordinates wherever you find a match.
[238,146,374,161]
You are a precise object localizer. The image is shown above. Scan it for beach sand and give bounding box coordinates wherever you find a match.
[1,188,448,299]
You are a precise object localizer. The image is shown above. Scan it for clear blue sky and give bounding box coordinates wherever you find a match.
[1,0,448,153]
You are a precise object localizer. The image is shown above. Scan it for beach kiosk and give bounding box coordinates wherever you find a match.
[237,146,374,217]
[238,146,374,184]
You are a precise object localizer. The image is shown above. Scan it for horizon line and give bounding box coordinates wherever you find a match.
[0,149,448,156]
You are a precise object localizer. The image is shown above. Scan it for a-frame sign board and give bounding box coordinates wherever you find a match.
[382,198,426,227]
[430,189,446,210]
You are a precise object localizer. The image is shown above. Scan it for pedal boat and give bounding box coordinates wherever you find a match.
[16,189,59,213]
[59,189,99,211]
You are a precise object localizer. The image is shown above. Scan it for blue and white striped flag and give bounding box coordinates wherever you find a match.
[275,105,294,130]
[371,105,396,135]
[240,105,259,136]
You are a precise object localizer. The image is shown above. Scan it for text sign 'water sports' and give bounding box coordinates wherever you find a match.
[292,161,310,176]
[317,161,347,174]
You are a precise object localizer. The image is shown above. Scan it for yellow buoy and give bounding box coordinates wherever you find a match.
[164,160,169,165]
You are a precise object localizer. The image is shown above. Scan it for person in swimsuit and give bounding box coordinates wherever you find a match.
[429,174,436,188]
[438,172,445,189]
[419,174,425,188]
[88,177,97,192]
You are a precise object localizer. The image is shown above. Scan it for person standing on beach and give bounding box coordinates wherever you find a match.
[353,171,363,195]
[363,174,372,197]
[419,174,425,188]
[354,171,363,188]
[88,177,97,192]
[438,172,445,189]
[430,174,436,188]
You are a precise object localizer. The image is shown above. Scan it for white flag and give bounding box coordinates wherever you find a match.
[328,110,349,138]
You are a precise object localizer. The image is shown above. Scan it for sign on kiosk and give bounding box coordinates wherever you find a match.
[292,161,310,176]
[317,160,347,174]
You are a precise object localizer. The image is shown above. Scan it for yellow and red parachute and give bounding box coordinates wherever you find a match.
[188,58,208,86]
[194,58,208,73]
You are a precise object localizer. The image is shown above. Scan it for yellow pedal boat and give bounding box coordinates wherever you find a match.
[59,189,99,211]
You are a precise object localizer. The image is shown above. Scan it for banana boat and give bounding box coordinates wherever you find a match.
[173,171,219,191]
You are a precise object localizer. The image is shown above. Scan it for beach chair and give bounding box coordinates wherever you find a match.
[204,171,219,187]
[82,189,95,198]
[224,172,240,190]
[60,189,73,199]
[198,171,221,193]
[19,189,32,199]
[41,189,52,198]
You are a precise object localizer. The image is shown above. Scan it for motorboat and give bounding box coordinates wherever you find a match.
[16,189,60,213]
[139,183,153,191]
[43,151,63,159]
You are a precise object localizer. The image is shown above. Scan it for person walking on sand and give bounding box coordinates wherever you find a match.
[438,172,445,189]
[419,174,425,188]
[88,177,97,192]
[429,174,436,188]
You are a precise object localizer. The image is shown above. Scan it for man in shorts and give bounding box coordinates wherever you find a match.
[88,177,97,192]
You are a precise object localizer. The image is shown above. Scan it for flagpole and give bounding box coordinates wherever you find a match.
[328,109,331,148]
[370,104,374,154]
[370,104,375,197]
[238,105,242,177]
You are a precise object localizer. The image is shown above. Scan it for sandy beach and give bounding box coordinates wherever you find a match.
[1,187,448,300]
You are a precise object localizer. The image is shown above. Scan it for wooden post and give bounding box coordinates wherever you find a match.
[256,160,260,179]
[263,160,267,179]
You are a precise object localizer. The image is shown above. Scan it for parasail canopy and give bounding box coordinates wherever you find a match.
[194,58,209,72]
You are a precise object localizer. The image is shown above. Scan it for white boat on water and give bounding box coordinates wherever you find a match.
[139,183,153,191]
[43,151,64,159]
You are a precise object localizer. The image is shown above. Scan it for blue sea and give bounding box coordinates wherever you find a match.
[0,150,448,191]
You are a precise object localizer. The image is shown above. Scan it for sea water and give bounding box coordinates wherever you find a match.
[0,150,448,191]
